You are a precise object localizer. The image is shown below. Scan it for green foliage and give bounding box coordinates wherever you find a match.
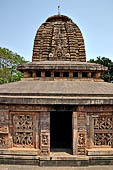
[0,47,27,84]
[89,56,113,82]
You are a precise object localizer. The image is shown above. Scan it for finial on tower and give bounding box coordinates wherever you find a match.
[58,5,60,15]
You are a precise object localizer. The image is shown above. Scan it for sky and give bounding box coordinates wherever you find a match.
[0,0,113,62]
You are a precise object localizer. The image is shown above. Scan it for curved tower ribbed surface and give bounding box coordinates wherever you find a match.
[32,15,86,62]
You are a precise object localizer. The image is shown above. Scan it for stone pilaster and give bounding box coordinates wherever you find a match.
[78,72,82,79]
[0,110,10,149]
[39,112,50,155]
[77,106,87,155]
[32,71,36,78]
[72,112,78,155]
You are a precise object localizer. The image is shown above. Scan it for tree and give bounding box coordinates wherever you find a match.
[89,56,113,82]
[0,47,28,84]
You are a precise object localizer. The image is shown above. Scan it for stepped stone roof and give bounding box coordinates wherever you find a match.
[18,61,107,71]
[1,81,113,96]
[32,15,86,62]
[0,14,112,106]
[0,81,113,105]
[18,14,107,73]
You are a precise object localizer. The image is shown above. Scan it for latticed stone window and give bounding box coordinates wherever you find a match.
[12,114,34,148]
[94,115,113,146]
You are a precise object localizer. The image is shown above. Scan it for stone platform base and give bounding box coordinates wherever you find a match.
[87,148,113,156]
[0,149,113,166]
[0,155,113,166]
[0,149,39,156]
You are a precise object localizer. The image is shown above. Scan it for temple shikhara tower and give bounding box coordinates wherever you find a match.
[0,14,113,166]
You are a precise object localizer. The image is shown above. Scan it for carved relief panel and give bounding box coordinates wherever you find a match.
[77,111,87,155]
[0,134,8,148]
[51,23,69,60]
[94,115,113,146]
[91,113,113,147]
[40,131,50,155]
[12,113,35,148]
[39,112,50,155]
[0,111,9,148]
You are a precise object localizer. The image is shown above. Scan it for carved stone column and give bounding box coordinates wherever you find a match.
[39,112,50,155]
[77,106,87,155]
[87,72,91,78]
[78,72,82,79]
[32,71,36,78]
[96,72,101,79]
[69,72,73,78]
[35,112,39,149]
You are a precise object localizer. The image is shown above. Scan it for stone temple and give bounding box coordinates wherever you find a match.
[0,14,113,165]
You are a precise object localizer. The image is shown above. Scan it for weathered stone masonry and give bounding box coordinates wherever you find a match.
[0,14,113,158]
[0,104,113,155]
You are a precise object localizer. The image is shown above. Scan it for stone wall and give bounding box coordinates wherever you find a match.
[0,104,113,156]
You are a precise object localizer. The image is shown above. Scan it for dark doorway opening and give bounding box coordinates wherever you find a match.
[50,111,72,150]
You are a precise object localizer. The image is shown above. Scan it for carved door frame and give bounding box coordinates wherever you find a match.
[72,112,78,155]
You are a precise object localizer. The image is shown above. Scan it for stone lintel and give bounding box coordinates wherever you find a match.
[18,64,107,72]
[1,96,113,105]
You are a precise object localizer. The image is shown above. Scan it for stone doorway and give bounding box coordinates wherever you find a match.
[50,111,72,153]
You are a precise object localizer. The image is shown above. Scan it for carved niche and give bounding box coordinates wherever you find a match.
[0,111,8,124]
[78,133,85,146]
[13,114,34,147]
[40,132,49,155]
[51,24,69,60]
[94,115,113,146]
[42,134,48,145]
[0,135,8,148]
[0,111,9,148]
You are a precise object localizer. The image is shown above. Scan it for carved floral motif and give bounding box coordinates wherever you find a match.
[13,114,34,147]
[94,133,112,145]
[94,116,113,146]
[94,117,112,130]
[14,132,33,145]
